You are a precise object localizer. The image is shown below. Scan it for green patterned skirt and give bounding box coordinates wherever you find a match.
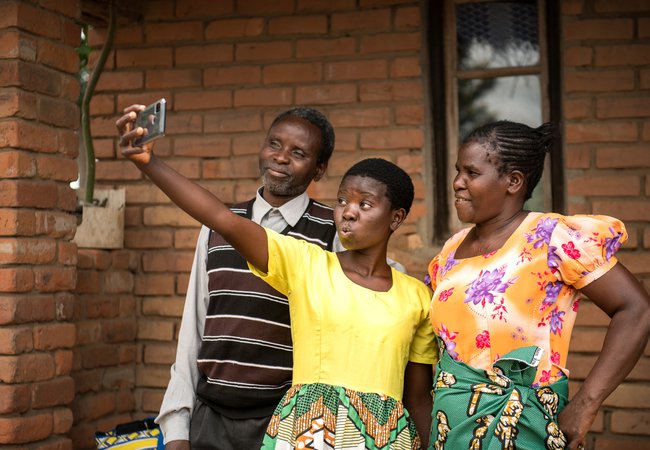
[261,383,421,450]
[429,343,569,450]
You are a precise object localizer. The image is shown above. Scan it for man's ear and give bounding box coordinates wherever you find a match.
[507,170,525,195]
[390,208,407,232]
[312,161,328,182]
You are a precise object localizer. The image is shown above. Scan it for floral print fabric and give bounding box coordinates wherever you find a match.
[426,213,626,386]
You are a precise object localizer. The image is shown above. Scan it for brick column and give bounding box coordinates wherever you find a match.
[0,1,80,448]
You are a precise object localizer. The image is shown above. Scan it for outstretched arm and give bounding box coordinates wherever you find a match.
[403,362,433,447]
[116,105,269,272]
[558,263,650,450]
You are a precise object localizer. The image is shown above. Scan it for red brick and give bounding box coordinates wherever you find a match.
[177,273,190,295]
[167,159,201,179]
[564,19,634,40]
[569,328,606,352]
[596,145,650,168]
[594,437,650,450]
[146,68,201,89]
[54,350,73,376]
[575,300,611,326]
[80,344,120,369]
[565,70,634,92]
[617,251,650,276]
[295,83,357,105]
[611,411,650,435]
[391,57,421,78]
[112,250,138,271]
[0,353,55,383]
[134,274,175,296]
[595,44,650,66]
[34,266,76,292]
[0,238,57,264]
[0,412,53,444]
[595,0,650,12]
[234,87,293,107]
[0,326,33,354]
[124,230,173,249]
[603,383,650,408]
[329,107,390,128]
[175,1,233,17]
[136,365,171,388]
[173,136,231,159]
[566,122,637,143]
[174,228,201,249]
[73,391,116,422]
[95,160,143,180]
[566,353,597,380]
[137,319,175,341]
[142,251,193,272]
[597,97,650,119]
[326,60,387,81]
[175,91,232,111]
[102,318,137,343]
[593,200,650,222]
[361,128,423,149]
[263,62,322,84]
[205,18,264,39]
[235,42,293,61]
[145,21,203,44]
[0,87,37,120]
[116,48,173,68]
[204,111,263,133]
[296,37,356,58]
[143,343,176,364]
[0,150,35,178]
[361,33,421,54]
[237,0,293,14]
[72,368,101,393]
[142,297,185,317]
[641,18,650,39]
[140,389,164,413]
[102,271,135,294]
[203,66,262,86]
[0,179,57,208]
[31,376,75,409]
[395,104,424,125]
[0,383,30,414]
[95,70,144,92]
[332,9,391,31]
[143,206,198,227]
[563,46,592,67]
[0,267,34,293]
[0,295,56,325]
[0,29,36,61]
[57,241,77,266]
[11,2,61,40]
[33,323,76,350]
[75,270,100,295]
[568,175,641,196]
[360,80,422,101]
[203,157,260,179]
[52,407,73,434]
[297,0,356,11]
[564,98,593,119]
[268,15,327,35]
[395,6,421,28]
[176,43,233,66]
[34,211,76,240]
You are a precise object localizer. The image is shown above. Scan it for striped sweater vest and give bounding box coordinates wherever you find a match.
[195,198,337,419]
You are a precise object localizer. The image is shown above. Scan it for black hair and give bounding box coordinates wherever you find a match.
[271,107,335,165]
[463,120,557,200]
[342,158,414,215]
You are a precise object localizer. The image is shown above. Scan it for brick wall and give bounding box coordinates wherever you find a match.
[562,1,650,448]
[0,1,80,449]
[0,0,648,448]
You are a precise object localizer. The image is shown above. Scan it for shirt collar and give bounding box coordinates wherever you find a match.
[252,187,310,227]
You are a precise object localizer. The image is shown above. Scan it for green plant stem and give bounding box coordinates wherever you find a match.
[82,0,116,204]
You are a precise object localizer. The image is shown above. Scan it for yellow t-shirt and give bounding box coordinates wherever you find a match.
[249,228,437,401]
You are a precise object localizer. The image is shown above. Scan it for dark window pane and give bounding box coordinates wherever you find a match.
[457,1,539,70]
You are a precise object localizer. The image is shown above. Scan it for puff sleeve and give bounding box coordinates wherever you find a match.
[425,253,441,291]
[547,214,627,289]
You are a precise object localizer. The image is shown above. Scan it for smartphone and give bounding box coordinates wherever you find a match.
[134,98,166,146]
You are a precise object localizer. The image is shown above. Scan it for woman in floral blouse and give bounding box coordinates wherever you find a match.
[426,121,650,450]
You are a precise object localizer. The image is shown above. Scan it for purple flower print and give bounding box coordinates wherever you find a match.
[464,266,516,307]
[423,273,431,287]
[604,227,623,261]
[540,281,563,311]
[440,251,459,277]
[547,245,561,271]
[527,217,559,249]
[549,307,565,336]
[439,323,459,360]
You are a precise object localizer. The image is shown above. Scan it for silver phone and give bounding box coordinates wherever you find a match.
[134,98,166,146]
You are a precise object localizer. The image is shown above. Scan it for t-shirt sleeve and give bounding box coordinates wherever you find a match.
[548,214,627,289]
[248,228,312,296]
[408,282,438,365]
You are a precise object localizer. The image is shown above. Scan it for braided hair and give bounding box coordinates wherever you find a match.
[342,158,414,215]
[271,107,335,165]
[463,121,557,200]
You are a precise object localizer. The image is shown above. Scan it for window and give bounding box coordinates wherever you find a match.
[427,0,562,240]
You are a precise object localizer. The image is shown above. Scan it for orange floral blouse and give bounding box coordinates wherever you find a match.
[426,212,626,386]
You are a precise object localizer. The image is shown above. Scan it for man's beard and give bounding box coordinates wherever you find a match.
[261,171,308,197]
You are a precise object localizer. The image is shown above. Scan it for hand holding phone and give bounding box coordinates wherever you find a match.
[134,98,166,146]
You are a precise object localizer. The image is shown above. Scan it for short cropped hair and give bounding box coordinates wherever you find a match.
[342,158,414,215]
[271,107,335,165]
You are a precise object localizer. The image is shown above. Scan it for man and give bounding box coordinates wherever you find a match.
[154,107,338,449]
